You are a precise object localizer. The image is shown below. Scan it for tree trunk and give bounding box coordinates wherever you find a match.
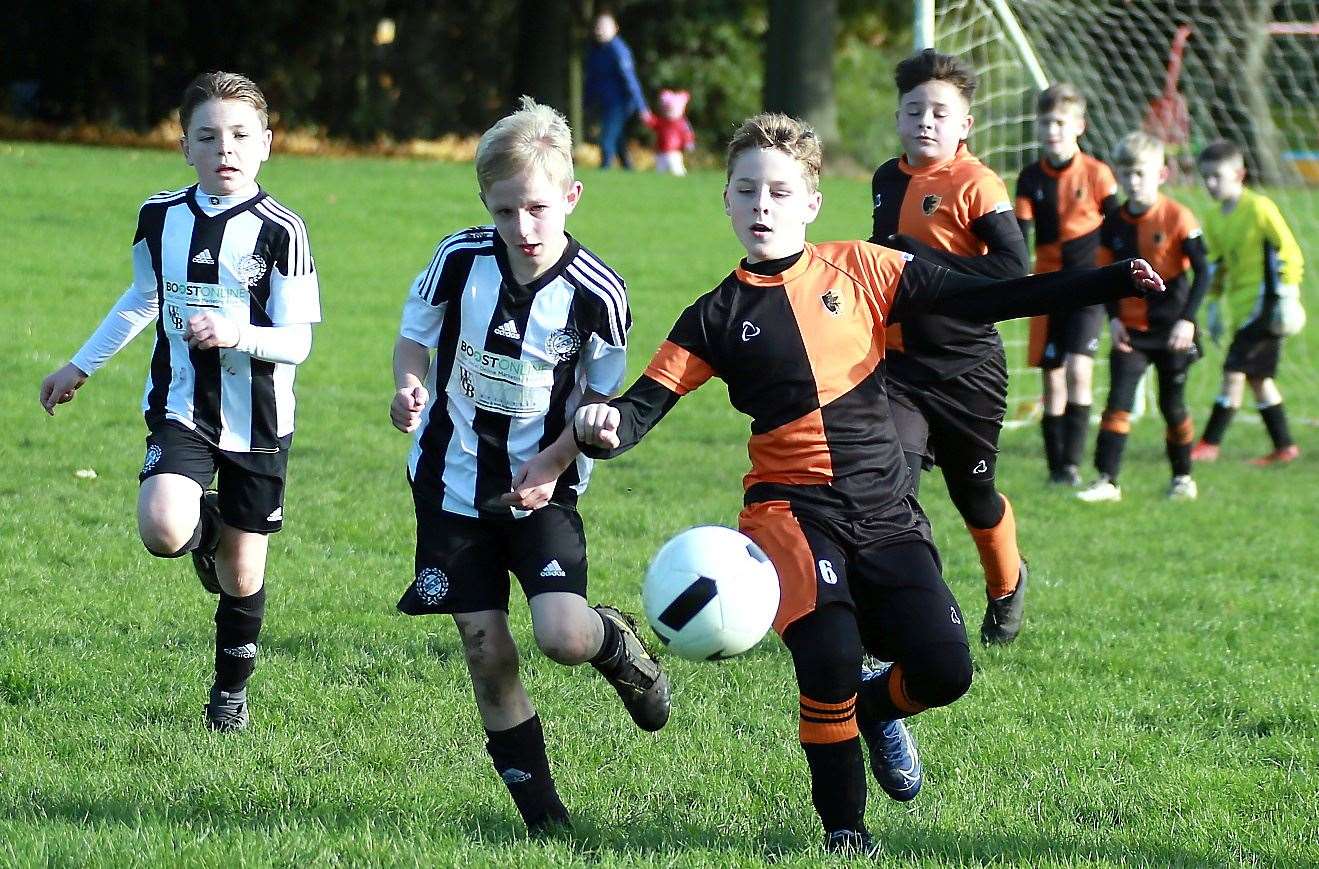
[763,0,839,145]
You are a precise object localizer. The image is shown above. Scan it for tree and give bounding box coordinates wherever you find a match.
[763,0,840,145]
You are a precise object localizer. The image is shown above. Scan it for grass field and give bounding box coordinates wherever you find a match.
[2,141,1317,867]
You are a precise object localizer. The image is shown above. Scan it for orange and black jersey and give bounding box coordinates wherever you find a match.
[869,145,1030,382]
[581,241,1145,520]
[1015,153,1119,274]
[1098,196,1208,333]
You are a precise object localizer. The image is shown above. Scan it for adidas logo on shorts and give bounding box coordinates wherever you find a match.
[540,559,566,578]
[223,643,258,659]
[266,507,283,522]
[192,248,215,265]
[494,319,521,341]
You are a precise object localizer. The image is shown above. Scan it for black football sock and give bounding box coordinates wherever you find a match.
[1041,414,1065,474]
[214,585,265,692]
[1063,403,1091,469]
[1095,429,1127,482]
[1201,401,1235,445]
[588,609,623,671]
[486,715,570,830]
[1167,438,1192,478]
[1259,403,1295,450]
[801,737,866,833]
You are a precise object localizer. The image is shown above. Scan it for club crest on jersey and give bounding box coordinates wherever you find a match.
[921,194,941,216]
[1075,185,1086,200]
[1153,231,1166,246]
[1034,188,1045,201]
[545,328,581,362]
[415,567,449,605]
[821,290,842,316]
[236,254,267,288]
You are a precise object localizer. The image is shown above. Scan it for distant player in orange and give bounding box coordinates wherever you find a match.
[1076,132,1209,503]
[574,112,1163,854]
[868,50,1033,645]
[1016,84,1119,486]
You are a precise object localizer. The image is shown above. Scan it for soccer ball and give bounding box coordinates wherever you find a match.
[642,526,780,661]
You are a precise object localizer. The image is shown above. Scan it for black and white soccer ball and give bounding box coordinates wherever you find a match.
[642,526,779,661]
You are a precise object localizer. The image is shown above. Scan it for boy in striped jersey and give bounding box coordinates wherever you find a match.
[389,97,670,834]
[38,72,321,732]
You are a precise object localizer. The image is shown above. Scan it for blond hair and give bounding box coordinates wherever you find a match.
[475,96,575,193]
[726,113,822,192]
[1113,131,1165,168]
[1037,83,1086,117]
[180,71,268,133]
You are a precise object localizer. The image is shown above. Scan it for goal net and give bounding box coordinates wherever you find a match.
[926,0,1319,424]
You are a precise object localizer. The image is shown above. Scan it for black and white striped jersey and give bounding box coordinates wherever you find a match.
[131,185,320,452]
[400,226,630,518]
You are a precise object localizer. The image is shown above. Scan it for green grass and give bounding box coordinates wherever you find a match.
[2,141,1317,867]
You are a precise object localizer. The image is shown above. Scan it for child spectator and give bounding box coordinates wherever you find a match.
[645,88,696,175]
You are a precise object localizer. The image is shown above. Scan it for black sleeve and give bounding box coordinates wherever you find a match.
[1180,235,1211,322]
[576,375,682,460]
[886,209,1030,279]
[891,257,1142,325]
[1100,193,1120,218]
[1017,217,1033,250]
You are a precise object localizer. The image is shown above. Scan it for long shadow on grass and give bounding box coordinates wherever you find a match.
[9,795,1257,864]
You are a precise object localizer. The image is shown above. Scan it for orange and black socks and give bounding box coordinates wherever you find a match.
[486,715,569,830]
[967,495,1021,600]
[799,694,866,833]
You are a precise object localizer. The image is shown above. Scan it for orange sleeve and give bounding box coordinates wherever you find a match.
[643,340,714,396]
[1095,161,1119,203]
[1015,194,1035,221]
[964,170,1014,223]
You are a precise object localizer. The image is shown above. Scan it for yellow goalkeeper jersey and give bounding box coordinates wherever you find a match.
[1201,188,1304,328]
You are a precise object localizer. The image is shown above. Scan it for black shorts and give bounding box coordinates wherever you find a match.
[1038,304,1106,369]
[1224,323,1282,378]
[400,496,589,616]
[888,350,1008,484]
[1106,331,1198,414]
[739,497,954,645]
[139,421,291,533]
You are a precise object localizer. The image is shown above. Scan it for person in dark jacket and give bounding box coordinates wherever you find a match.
[585,12,651,169]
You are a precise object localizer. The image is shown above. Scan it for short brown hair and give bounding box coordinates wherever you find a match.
[1037,83,1086,117]
[725,113,822,192]
[1198,140,1245,169]
[180,71,269,133]
[475,95,575,193]
[895,49,977,104]
[1113,131,1164,168]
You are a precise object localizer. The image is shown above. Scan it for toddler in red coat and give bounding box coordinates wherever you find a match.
[645,88,696,175]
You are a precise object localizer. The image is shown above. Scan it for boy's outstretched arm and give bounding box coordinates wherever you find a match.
[882,209,1031,279]
[391,336,431,433]
[894,257,1164,325]
[501,390,613,511]
[574,375,684,459]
